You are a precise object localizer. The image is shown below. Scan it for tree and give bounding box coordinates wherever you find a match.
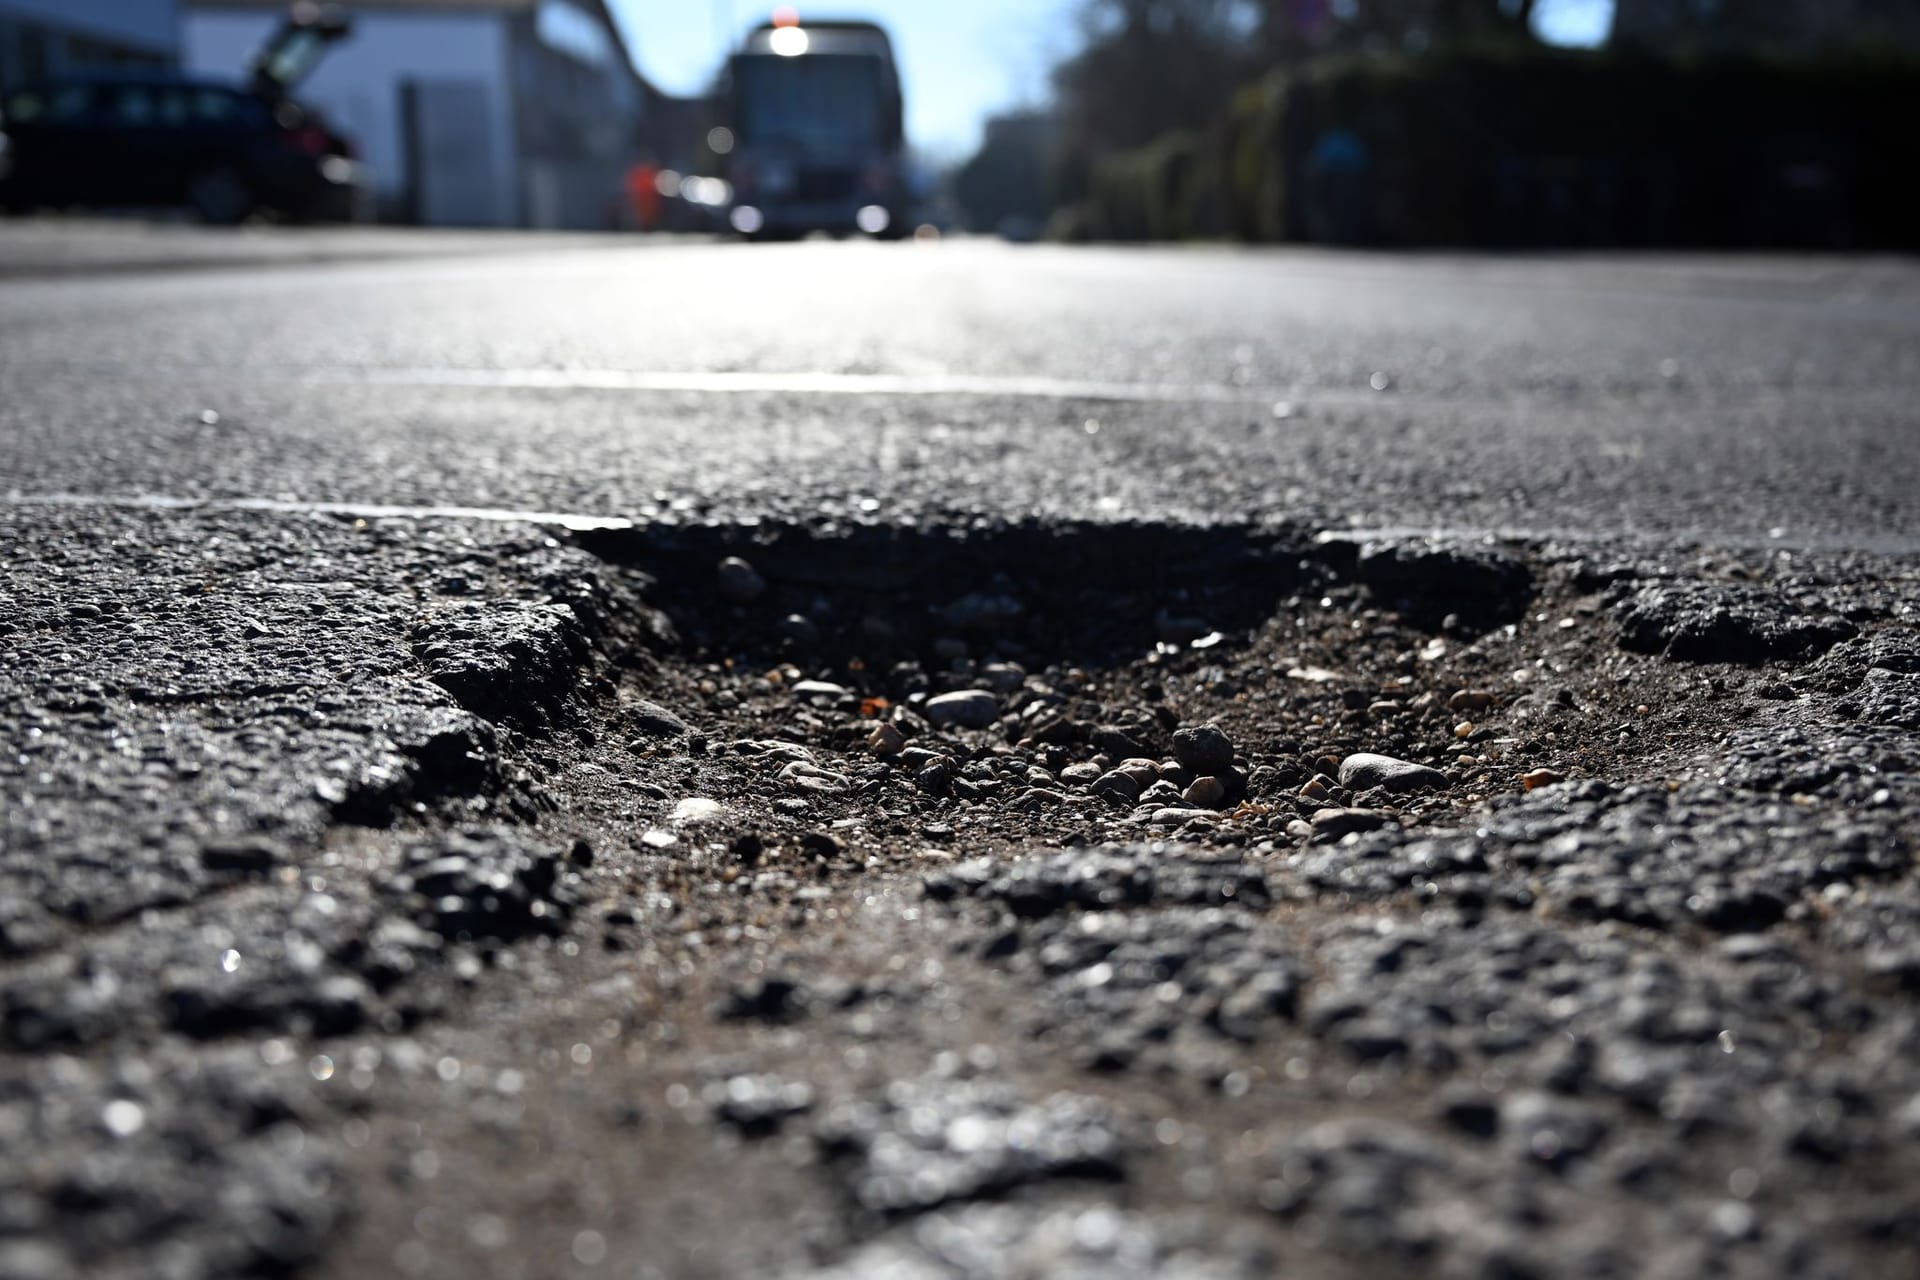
[1248,0,1539,57]
[1050,0,1257,158]
[1031,0,1549,223]
[954,112,1060,232]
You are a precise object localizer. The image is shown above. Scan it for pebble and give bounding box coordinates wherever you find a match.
[866,723,906,756]
[778,761,851,795]
[1183,776,1228,809]
[716,556,766,603]
[1311,807,1394,838]
[1151,807,1220,827]
[980,662,1027,692]
[1521,768,1568,791]
[1140,780,1185,806]
[790,680,851,700]
[1092,771,1143,804]
[798,831,844,858]
[1437,1087,1501,1138]
[916,759,956,797]
[669,797,725,825]
[627,698,690,739]
[1172,723,1236,776]
[1449,689,1497,712]
[899,747,949,769]
[1338,753,1451,794]
[924,690,1000,729]
[737,739,814,764]
[1091,725,1149,759]
[1060,761,1105,785]
[1298,775,1335,803]
[200,839,285,874]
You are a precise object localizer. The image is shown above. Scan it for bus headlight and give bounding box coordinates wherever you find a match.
[856,205,890,235]
[731,206,765,235]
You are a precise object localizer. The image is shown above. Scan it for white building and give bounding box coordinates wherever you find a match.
[0,0,180,87]
[183,0,646,228]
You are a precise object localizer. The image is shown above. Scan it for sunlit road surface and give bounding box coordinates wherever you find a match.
[4,230,1919,550]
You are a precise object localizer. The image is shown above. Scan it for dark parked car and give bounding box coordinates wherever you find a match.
[0,75,363,224]
[0,5,359,224]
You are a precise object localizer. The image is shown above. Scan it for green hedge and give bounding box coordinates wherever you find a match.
[1066,48,1920,248]
[1079,133,1209,241]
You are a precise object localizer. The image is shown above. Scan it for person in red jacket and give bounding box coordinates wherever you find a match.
[626,160,662,230]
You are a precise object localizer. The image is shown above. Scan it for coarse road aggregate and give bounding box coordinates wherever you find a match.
[3,227,1919,1279]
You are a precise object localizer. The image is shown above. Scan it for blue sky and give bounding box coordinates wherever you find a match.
[1534,0,1614,48]
[608,1,1614,161]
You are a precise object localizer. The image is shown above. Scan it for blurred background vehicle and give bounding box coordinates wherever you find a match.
[722,12,908,240]
[184,0,648,228]
[0,3,361,222]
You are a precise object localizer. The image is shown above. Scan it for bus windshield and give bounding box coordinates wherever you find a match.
[734,54,885,152]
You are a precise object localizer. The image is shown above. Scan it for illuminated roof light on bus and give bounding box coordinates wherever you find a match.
[769,25,809,56]
[771,7,800,26]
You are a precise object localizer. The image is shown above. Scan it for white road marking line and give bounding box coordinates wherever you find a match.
[333,368,1276,404]
[34,362,1329,406]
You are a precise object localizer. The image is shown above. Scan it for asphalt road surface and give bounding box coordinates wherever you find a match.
[4,227,1920,1280]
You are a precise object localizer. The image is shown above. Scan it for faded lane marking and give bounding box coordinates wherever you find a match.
[34,363,1324,407]
[335,368,1278,404]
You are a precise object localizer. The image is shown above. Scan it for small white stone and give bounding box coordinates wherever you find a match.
[924,690,999,729]
[669,797,725,825]
[102,1099,145,1138]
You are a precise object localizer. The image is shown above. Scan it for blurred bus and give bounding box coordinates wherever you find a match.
[723,15,907,239]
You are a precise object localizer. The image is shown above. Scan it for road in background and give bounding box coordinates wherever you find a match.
[4,232,1918,548]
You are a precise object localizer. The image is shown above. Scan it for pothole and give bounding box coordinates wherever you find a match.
[549,518,1786,879]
